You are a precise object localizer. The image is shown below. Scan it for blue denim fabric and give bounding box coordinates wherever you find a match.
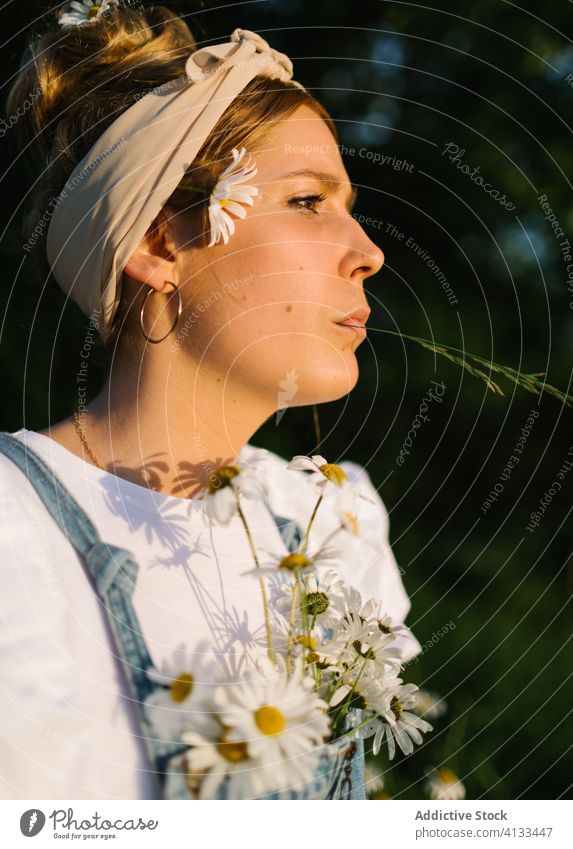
[0,432,366,800]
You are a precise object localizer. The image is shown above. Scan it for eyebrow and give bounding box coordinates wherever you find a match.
[275,169,359,213]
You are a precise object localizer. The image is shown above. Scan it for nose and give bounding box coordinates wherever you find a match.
[339,220,385,283]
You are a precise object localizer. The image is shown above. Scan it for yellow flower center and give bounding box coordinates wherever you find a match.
[390,696,403,719]
[295,634,317,649]
[217,730,249,763]
[278,552,312,571]
[208,464,241,493]
[88,4,102,17]
[170,673,194,703]
[342,512,359,534]
[254,705,286,735]
[304,590,329,616]
[318,462,347,486]
[437,768,458,784]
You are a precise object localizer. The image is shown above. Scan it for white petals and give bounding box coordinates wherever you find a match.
[179,654,331,798]
[424,767,466,800]
[58,0,117,28]
[207,147,259,247]
[202,464,268,526]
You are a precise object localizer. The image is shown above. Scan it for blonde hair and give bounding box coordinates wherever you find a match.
[7,3,338,360]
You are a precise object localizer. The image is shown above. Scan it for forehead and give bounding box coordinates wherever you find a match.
[252,104,350,184]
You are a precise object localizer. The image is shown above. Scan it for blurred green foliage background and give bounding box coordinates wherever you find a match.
[1,0,572,799]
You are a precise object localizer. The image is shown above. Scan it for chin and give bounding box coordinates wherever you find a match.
[292,362,360,405]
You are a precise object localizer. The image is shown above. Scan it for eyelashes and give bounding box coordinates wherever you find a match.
[287,192,328,214]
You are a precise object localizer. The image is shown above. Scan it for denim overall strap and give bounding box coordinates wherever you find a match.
[0,432,182,796]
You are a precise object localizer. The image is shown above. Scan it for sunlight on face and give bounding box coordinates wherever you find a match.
[172,104,385,408]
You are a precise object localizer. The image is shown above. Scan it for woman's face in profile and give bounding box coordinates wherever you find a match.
[171,103,385,408]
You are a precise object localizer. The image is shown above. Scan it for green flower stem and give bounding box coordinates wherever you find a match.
[297,570,310,640]
[286,577,299,676]
[236,497,275,664]
[331,655,370,737]
[324,656,356,703]
[300,493,324,556]
[368,327,573,406]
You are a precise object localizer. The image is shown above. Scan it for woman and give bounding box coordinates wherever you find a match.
[0,2,423,800]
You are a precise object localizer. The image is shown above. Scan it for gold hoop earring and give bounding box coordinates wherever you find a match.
[139,281,182,344]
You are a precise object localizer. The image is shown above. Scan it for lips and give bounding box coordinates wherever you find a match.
[334,307,371,338]
[335,307,371,328]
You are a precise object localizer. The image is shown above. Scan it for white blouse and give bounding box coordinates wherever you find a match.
[0,428,420,799]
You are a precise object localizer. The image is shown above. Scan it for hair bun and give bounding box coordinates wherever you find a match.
[6,3,197,159]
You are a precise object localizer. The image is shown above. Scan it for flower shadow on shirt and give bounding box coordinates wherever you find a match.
[98,462,211,567]
[96,455,299,661]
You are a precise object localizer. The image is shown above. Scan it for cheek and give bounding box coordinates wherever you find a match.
[234,240,334,323]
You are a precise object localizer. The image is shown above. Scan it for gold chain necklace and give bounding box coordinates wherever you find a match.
[72,411,104,470]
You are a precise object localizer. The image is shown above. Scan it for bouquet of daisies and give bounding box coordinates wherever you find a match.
[143,454,432,799]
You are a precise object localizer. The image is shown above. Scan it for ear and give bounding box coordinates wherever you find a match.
[123,212,178,294]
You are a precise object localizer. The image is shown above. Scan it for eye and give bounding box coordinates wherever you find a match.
[288,192,327,214]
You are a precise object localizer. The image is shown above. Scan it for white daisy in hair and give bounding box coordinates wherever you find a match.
[144,639,214,743]
[183,654,330,798]
[207,147,259,246]
[424,766,466,800]
[201,460,268,525]
[58,0,118,28]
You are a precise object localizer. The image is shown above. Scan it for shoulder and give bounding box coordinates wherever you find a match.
[0,430,73,628]
[0,431,44,526]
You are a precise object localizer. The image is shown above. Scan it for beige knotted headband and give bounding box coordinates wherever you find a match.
[46,28,305,341]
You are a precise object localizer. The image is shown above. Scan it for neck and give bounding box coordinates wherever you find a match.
[81,349,275,498]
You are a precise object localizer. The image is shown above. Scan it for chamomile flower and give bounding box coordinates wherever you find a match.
[287,454,376,506]
[361,597,413,640]
[144,640,213,742]
[332,482,361,534]
[58,0,117,28]
[318,610,403,676]
[371,679,433,759]
[207,147,259,247]
[185,654,330,797]
[424,766,466,800]
[181,711,263,800]
[240,543,340,579]
[364,758,385,796]
[287,454,348,491]
[326,657,392,712]
[299,568,348,630]
[202,462,268,525]
[413,689,448,720]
